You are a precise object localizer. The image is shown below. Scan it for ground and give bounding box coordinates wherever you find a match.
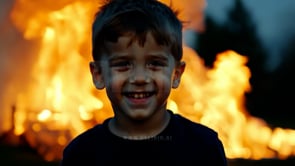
[0,142,295,166]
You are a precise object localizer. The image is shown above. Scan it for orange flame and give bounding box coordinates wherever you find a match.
[5,0,295,161]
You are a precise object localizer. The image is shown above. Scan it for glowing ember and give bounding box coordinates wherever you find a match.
[2,0,294,161]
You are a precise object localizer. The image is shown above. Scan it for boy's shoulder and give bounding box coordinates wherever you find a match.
[169,111,219,140]
[63,118,110,152]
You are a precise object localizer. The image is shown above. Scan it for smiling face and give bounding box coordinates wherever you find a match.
[90,32,185,122]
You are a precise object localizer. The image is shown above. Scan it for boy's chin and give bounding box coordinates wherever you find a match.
[125,109,155,121]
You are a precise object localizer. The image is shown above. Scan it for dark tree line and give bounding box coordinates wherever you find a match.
[266,34,295,127]
[194,0,295,128]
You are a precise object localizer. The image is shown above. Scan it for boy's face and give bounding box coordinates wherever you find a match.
[90,32,185,121]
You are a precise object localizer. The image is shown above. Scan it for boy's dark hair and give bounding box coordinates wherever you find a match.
[92,0,183,61]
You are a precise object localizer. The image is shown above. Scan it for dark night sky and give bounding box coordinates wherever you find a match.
[205,0,295,72]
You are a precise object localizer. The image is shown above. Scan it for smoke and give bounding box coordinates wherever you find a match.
[160,0,207,60]
[0,0,38,134]
[0,0,16,133]
[160,0,207,32]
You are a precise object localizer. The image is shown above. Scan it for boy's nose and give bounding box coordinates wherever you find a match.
[129,66,151,84]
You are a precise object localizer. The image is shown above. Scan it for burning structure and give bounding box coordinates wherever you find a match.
[0,0,295,162]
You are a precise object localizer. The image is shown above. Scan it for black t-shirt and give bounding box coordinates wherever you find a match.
[61,110,228,166]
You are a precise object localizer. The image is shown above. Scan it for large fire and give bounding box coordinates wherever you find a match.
[1,0,295,162]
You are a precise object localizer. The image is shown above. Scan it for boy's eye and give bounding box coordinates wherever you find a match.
[110,61,132,71]
[147,60,167,68]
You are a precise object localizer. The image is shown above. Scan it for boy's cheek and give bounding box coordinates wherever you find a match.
[106,76,125,88]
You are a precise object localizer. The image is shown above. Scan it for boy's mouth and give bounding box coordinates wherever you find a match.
[122,92,155,99]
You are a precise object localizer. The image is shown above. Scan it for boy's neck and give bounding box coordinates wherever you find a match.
[108,110,171,140]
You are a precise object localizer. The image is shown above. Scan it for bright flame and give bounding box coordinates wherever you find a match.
[5,0,295,161]
[37,109,52,122]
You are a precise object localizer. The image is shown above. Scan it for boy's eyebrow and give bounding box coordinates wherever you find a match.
[108,54,132,60]
[108,53,170,60]
[146,53,169,60]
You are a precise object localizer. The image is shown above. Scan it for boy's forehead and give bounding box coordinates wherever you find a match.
[104,32,168,50]
[101,34,175,59]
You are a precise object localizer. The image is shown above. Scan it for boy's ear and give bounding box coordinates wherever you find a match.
[89,61,105,89]
[172,61,186,89]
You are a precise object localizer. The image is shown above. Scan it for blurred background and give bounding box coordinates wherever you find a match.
[0,0,295,165]
[188,0,295,128]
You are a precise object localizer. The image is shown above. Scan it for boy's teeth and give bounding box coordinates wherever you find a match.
[134,94,142,98]
[134,93,144,99]
[127,93,152,99]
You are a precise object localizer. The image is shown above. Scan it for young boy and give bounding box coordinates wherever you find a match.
[61,0,227,165]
